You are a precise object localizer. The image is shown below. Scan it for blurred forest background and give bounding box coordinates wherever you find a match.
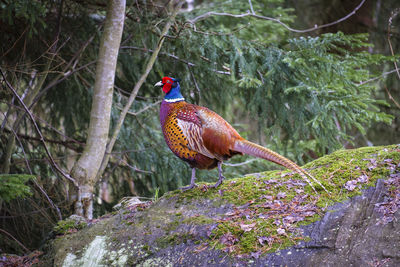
[0,0,399,255]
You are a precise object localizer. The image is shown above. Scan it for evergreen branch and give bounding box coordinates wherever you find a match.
[189,0,366,33]
[179,20,250,36]
[0,68,79,188]
[120,46,230,75]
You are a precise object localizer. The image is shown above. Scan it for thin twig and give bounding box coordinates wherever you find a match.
[32,179,62,220]
[0,100,86,146]
[384,85,400,109]
[116,100,162,116]
[0,68,78,187]
[31,60,97,107]
[120,46,230,75]
[248,0,255,15]
[0,228,30,253]
[358,69,399,85]
[387,8,400,80]
[120,159,153,174]
[189,0,366,33]
[7,122,33,173]
[0,27,28,60]
[176,20,249,36]
[2,128,83,152]
[188,65,201,103]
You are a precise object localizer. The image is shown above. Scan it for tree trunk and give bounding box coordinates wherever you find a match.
[95,0,184,181]
[70,0,125,219]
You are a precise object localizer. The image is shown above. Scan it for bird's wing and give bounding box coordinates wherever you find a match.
[195,106,243,158]
[175,105,216,159]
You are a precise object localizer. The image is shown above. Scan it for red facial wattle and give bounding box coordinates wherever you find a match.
[162,77,174,93]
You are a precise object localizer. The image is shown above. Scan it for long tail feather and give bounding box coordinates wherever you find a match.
[234,139,328,193]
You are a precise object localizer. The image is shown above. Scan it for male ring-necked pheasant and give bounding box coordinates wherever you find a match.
[155,76,326,192]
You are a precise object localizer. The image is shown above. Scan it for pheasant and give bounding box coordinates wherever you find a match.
[155,76,326,192]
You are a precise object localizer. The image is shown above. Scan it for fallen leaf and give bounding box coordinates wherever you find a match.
[276,192,287,199]
[344,180,358,191]
[277,227,286,235]
[240,222,256,232]
[219,232,238,246]
[356,174,368,183]
[251,251,262,259]
[258,236,274,246]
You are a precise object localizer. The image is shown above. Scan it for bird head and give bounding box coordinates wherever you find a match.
[154,77,181,94]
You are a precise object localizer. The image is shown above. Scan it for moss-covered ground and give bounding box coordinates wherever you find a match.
[166,145,400,256]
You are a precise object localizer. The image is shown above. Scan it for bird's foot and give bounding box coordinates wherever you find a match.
[210,175,225,188]
[180,183,198,191]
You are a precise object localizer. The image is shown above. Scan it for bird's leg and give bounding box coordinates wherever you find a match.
[180,168,198,191]
[211,161,225,188]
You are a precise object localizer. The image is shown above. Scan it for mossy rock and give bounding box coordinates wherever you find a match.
[54,215,88,235]
[43,145,400,266]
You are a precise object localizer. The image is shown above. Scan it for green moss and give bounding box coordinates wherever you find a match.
[54,218,87,235]
[181,215,214,225]
[169,145,400,257]
[157,233,194,248]
[163,219,180,232]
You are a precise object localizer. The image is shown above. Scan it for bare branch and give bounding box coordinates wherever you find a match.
[188,65,201,103]
[0,228,30,253]
[120,159,153,174]
[0,27,28,60]
[116,100,162,116]
[248,0,255,15]
[384,85,400,109]
[387,8,400,80]
[2,128,84,152]
[358,69,400,85]
[120,46,230,75]
[6,121,33,174]
[0,68,79,187]
[385,8,400,109]
[1,100,86,147]
[189,0,366,33]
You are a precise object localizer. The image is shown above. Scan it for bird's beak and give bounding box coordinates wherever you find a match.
[154,81,163,87]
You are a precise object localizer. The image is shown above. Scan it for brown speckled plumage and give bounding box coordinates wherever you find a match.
[160,101,242,170]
